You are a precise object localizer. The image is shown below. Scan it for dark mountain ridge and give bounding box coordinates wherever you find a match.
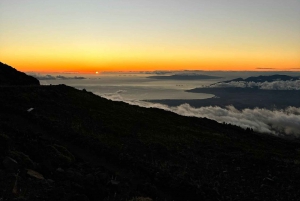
[1,63,300,200]
[0,62,40,85]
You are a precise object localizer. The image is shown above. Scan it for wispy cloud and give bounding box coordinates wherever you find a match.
[29,74,86,80]
[256,67,276,70]
[100,70,207,75]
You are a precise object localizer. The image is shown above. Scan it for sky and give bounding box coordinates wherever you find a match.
[0,0,300,72]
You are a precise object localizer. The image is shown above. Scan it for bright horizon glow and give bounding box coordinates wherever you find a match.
[1,0,299,72]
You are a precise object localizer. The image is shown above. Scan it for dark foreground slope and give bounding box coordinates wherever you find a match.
[1,84,300,201]
[0,62,40,85]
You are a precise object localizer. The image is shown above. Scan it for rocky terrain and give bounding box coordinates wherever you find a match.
[1,63,300,200]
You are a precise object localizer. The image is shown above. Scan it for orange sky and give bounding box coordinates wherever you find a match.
[3,56,300,73]
[2,47,299,73]
[1,1,299,72]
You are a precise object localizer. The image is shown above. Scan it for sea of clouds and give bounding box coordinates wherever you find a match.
[100,91,300,137]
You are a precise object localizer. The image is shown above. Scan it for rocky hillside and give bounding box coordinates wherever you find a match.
[0,62,39,85]
[0,63,300,201]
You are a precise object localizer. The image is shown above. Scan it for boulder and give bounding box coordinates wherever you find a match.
[27,169,44,180]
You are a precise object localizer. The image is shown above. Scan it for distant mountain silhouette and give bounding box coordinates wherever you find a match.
[150,74,300,110]
[147,73,221,80]
[224,74,299,83]
[0,62,39,85]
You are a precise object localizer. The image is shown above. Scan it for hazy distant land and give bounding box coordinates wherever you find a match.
[147,75,300,110]
[147,73,222,80]
[221,74,300,83]
[147,88,300,110]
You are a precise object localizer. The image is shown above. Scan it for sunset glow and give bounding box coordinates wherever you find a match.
[0,1,299,72]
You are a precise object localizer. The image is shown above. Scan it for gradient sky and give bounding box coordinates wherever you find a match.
[1,0,300,72]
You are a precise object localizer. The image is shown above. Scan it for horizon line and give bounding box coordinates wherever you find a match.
[24,69,300,74]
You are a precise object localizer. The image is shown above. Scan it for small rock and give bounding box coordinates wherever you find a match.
[84,174,94,185]
[34,162,40,170]
[47,179,55,185]
[71,182,85,193]
[27,169,44,180]
[142,182,157,196]
[66,169,74,179]
[264,177,274,182]
[107,179,121,192]
[69,194,89,201]
[73,171,84,183]
[51,186,65,199]
[27,108,34,112]
[13,197,27,201]
[3,157,18,172]
[0,169,5,178]
[56,167,64,173]
[109,179,120,185]
[96,172,109,183]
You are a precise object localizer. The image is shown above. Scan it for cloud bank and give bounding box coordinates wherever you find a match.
[30,74,86,80]
[100,92,300,137]
[210,80,300,90]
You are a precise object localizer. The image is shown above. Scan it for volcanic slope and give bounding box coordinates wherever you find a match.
[0,63,300,200]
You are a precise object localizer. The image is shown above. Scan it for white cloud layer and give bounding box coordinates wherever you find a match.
[100,92,300,137]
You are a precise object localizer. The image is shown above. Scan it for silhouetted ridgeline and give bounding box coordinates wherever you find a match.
[147,74,221,80]
[0,62,39,85]
[223,74,300,83]
[0,63,300,201]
